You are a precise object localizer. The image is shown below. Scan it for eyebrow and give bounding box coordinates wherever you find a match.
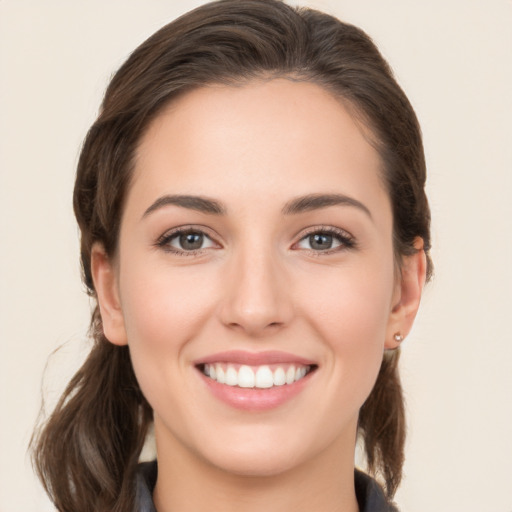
[142,192,371,219]
[282,193,372,219]
[142,194,226,218]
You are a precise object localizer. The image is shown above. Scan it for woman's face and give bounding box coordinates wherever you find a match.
[94,79,413,476]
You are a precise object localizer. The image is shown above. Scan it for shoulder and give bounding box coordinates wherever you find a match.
[135,461,158,512]
[355,469,399,512]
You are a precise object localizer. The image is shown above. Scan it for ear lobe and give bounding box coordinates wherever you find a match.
[385,238,427,349]
[91,243,128,346]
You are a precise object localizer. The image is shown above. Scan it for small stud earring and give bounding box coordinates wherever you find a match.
[393,332,404,343]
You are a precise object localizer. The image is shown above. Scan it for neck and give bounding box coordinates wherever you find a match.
[152,424,359,512]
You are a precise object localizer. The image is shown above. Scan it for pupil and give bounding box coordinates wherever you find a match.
[180,232,203,250]
[310,233,332,250]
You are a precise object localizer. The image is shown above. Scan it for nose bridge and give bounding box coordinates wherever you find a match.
[220,234,292,335]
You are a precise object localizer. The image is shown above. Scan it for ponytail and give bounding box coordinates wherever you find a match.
[31,308,152,512]
[358,349,405,498]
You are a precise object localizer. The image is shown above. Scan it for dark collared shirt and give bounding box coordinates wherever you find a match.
[135,460,399,511]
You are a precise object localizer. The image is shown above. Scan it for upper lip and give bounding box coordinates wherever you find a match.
[193,350,316,366]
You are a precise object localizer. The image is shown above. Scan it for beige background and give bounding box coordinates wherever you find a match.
[1,1,511,510]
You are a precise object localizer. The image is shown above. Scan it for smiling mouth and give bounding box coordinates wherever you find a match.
[198,363,317,389]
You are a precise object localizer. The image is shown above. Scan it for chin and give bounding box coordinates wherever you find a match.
[191,420,348,479]
[204,444,304,478]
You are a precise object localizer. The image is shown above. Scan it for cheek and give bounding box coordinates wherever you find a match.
[296,259,395,389]
[119,261,217,346]
[117,261,220,400]
[300,260,394,337]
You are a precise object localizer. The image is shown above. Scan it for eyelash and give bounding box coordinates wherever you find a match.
[155,226,218,256]
[293,225,356,255]
[155,225,356,256]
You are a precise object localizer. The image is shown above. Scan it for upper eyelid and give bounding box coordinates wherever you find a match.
[157,224,219,241]
[294,225,354,240]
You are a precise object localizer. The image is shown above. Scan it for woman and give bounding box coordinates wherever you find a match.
[32,1,432,511]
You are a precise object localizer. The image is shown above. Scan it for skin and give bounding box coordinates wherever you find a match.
[92,79,426,512]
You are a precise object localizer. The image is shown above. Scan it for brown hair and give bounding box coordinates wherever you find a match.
[32,1,432,510]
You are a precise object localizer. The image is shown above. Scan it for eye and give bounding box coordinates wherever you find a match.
[294,227,355,253]
[156,227,218,254]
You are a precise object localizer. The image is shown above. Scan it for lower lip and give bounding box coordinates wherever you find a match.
[199,370,314,411]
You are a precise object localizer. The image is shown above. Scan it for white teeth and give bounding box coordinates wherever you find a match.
[216,366,226,384]
[273,367,286,386]
[238,365,255,388]
[255,366,274,388]
[203,363,312,388]
[225,366,238,386]
[295,366,307,381]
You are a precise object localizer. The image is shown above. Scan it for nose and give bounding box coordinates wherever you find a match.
[218,246,294,337]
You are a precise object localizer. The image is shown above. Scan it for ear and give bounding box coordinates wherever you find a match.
[385,237,427,349]
[91,243,128,346]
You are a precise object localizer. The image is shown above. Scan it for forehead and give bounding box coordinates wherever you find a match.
[129,79,388,218]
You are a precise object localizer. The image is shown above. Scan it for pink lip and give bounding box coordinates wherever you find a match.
[194,350,316,366]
